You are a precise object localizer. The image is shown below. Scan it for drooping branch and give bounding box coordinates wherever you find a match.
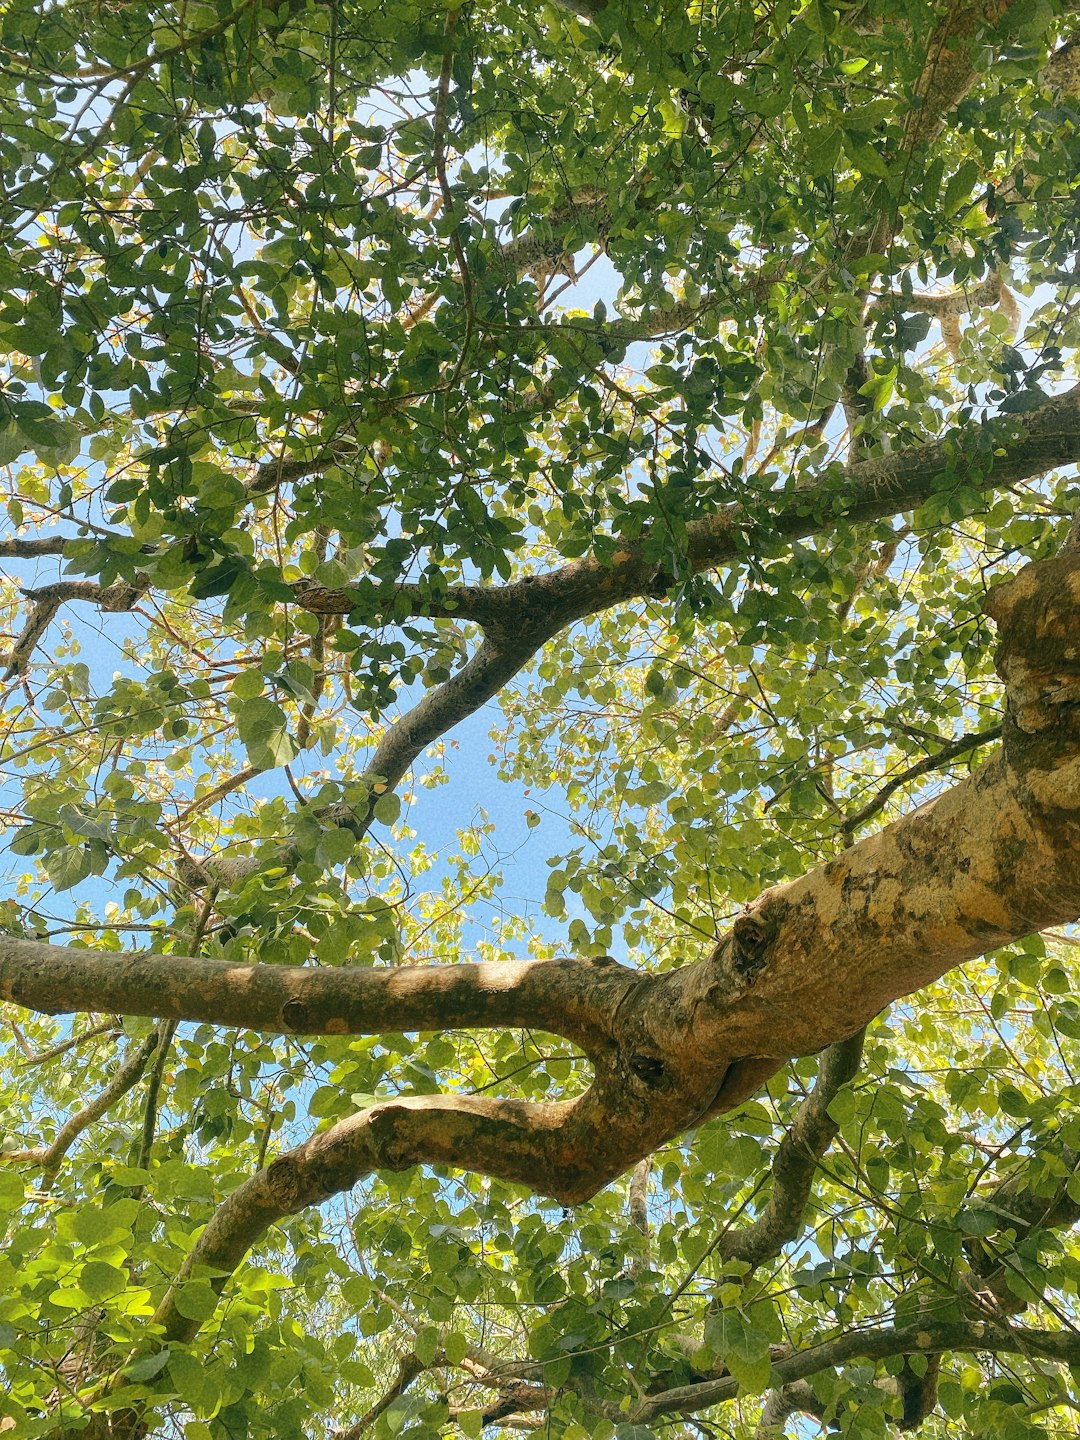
[1,593,61,679]
[14,1017,119,1066]
[1,578,143,678]
[151,1081,663,1345]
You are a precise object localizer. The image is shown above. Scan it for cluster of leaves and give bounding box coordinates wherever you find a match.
[0,0,1079,1434]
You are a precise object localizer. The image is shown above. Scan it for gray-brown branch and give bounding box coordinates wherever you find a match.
[715,1029,866,1269]
[0,1031,159,1188]
[202,384,1080,878]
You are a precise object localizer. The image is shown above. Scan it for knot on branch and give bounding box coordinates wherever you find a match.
[730,910,774,983]
[628,1053,666,1086]
[98,581,143,612]
[280,998,308,1031]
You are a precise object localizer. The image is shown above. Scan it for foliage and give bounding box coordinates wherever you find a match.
[0,0,1079,1436]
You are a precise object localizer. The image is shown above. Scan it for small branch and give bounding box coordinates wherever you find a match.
[841,724,1002,840]
[0,1031,159,1188]
[17,1018,120,1066]
[715,1030,866,1270]
[629,1156,651,1274]
[176,766,263,823]
[964,1140,1080,1311]
[0,535,73,559]
[136,1020,177,1173]
[334,1352,426,1440]
[869,272,1003,319]
[200,632,563,885]
[432,7,475,388]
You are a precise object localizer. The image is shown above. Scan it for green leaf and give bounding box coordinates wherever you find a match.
[236,698,298,769]
[414,1325,439,1365]
[81,1261,127,1301]
[172,1280,219,1322]
[372,791,401,826]
[124,1350,172,1383]
[45,845,94,893]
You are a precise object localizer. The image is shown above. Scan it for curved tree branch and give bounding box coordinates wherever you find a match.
[715,1029,866,1269]
[840,723,1003,839]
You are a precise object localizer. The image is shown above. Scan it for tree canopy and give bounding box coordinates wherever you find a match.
[2,0,1080,1435]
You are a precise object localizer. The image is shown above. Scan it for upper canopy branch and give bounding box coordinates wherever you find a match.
[8,383,1080,658]
[634,1317,1080,1423]
[291,383,1080,632]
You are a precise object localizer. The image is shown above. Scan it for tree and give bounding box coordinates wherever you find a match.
[1,0,1080,1433]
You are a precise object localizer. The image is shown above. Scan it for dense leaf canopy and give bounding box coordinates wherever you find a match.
[2,0,1080,1436]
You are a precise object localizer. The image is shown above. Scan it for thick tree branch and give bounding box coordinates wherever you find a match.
[0,535,72,559]
[869,273,1004,320]
[5,560,1080,1083]
[753,1380,827,1439]
[0,944,639,1054]
[629,1157,650,1252]
[135,1019,175,1173]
